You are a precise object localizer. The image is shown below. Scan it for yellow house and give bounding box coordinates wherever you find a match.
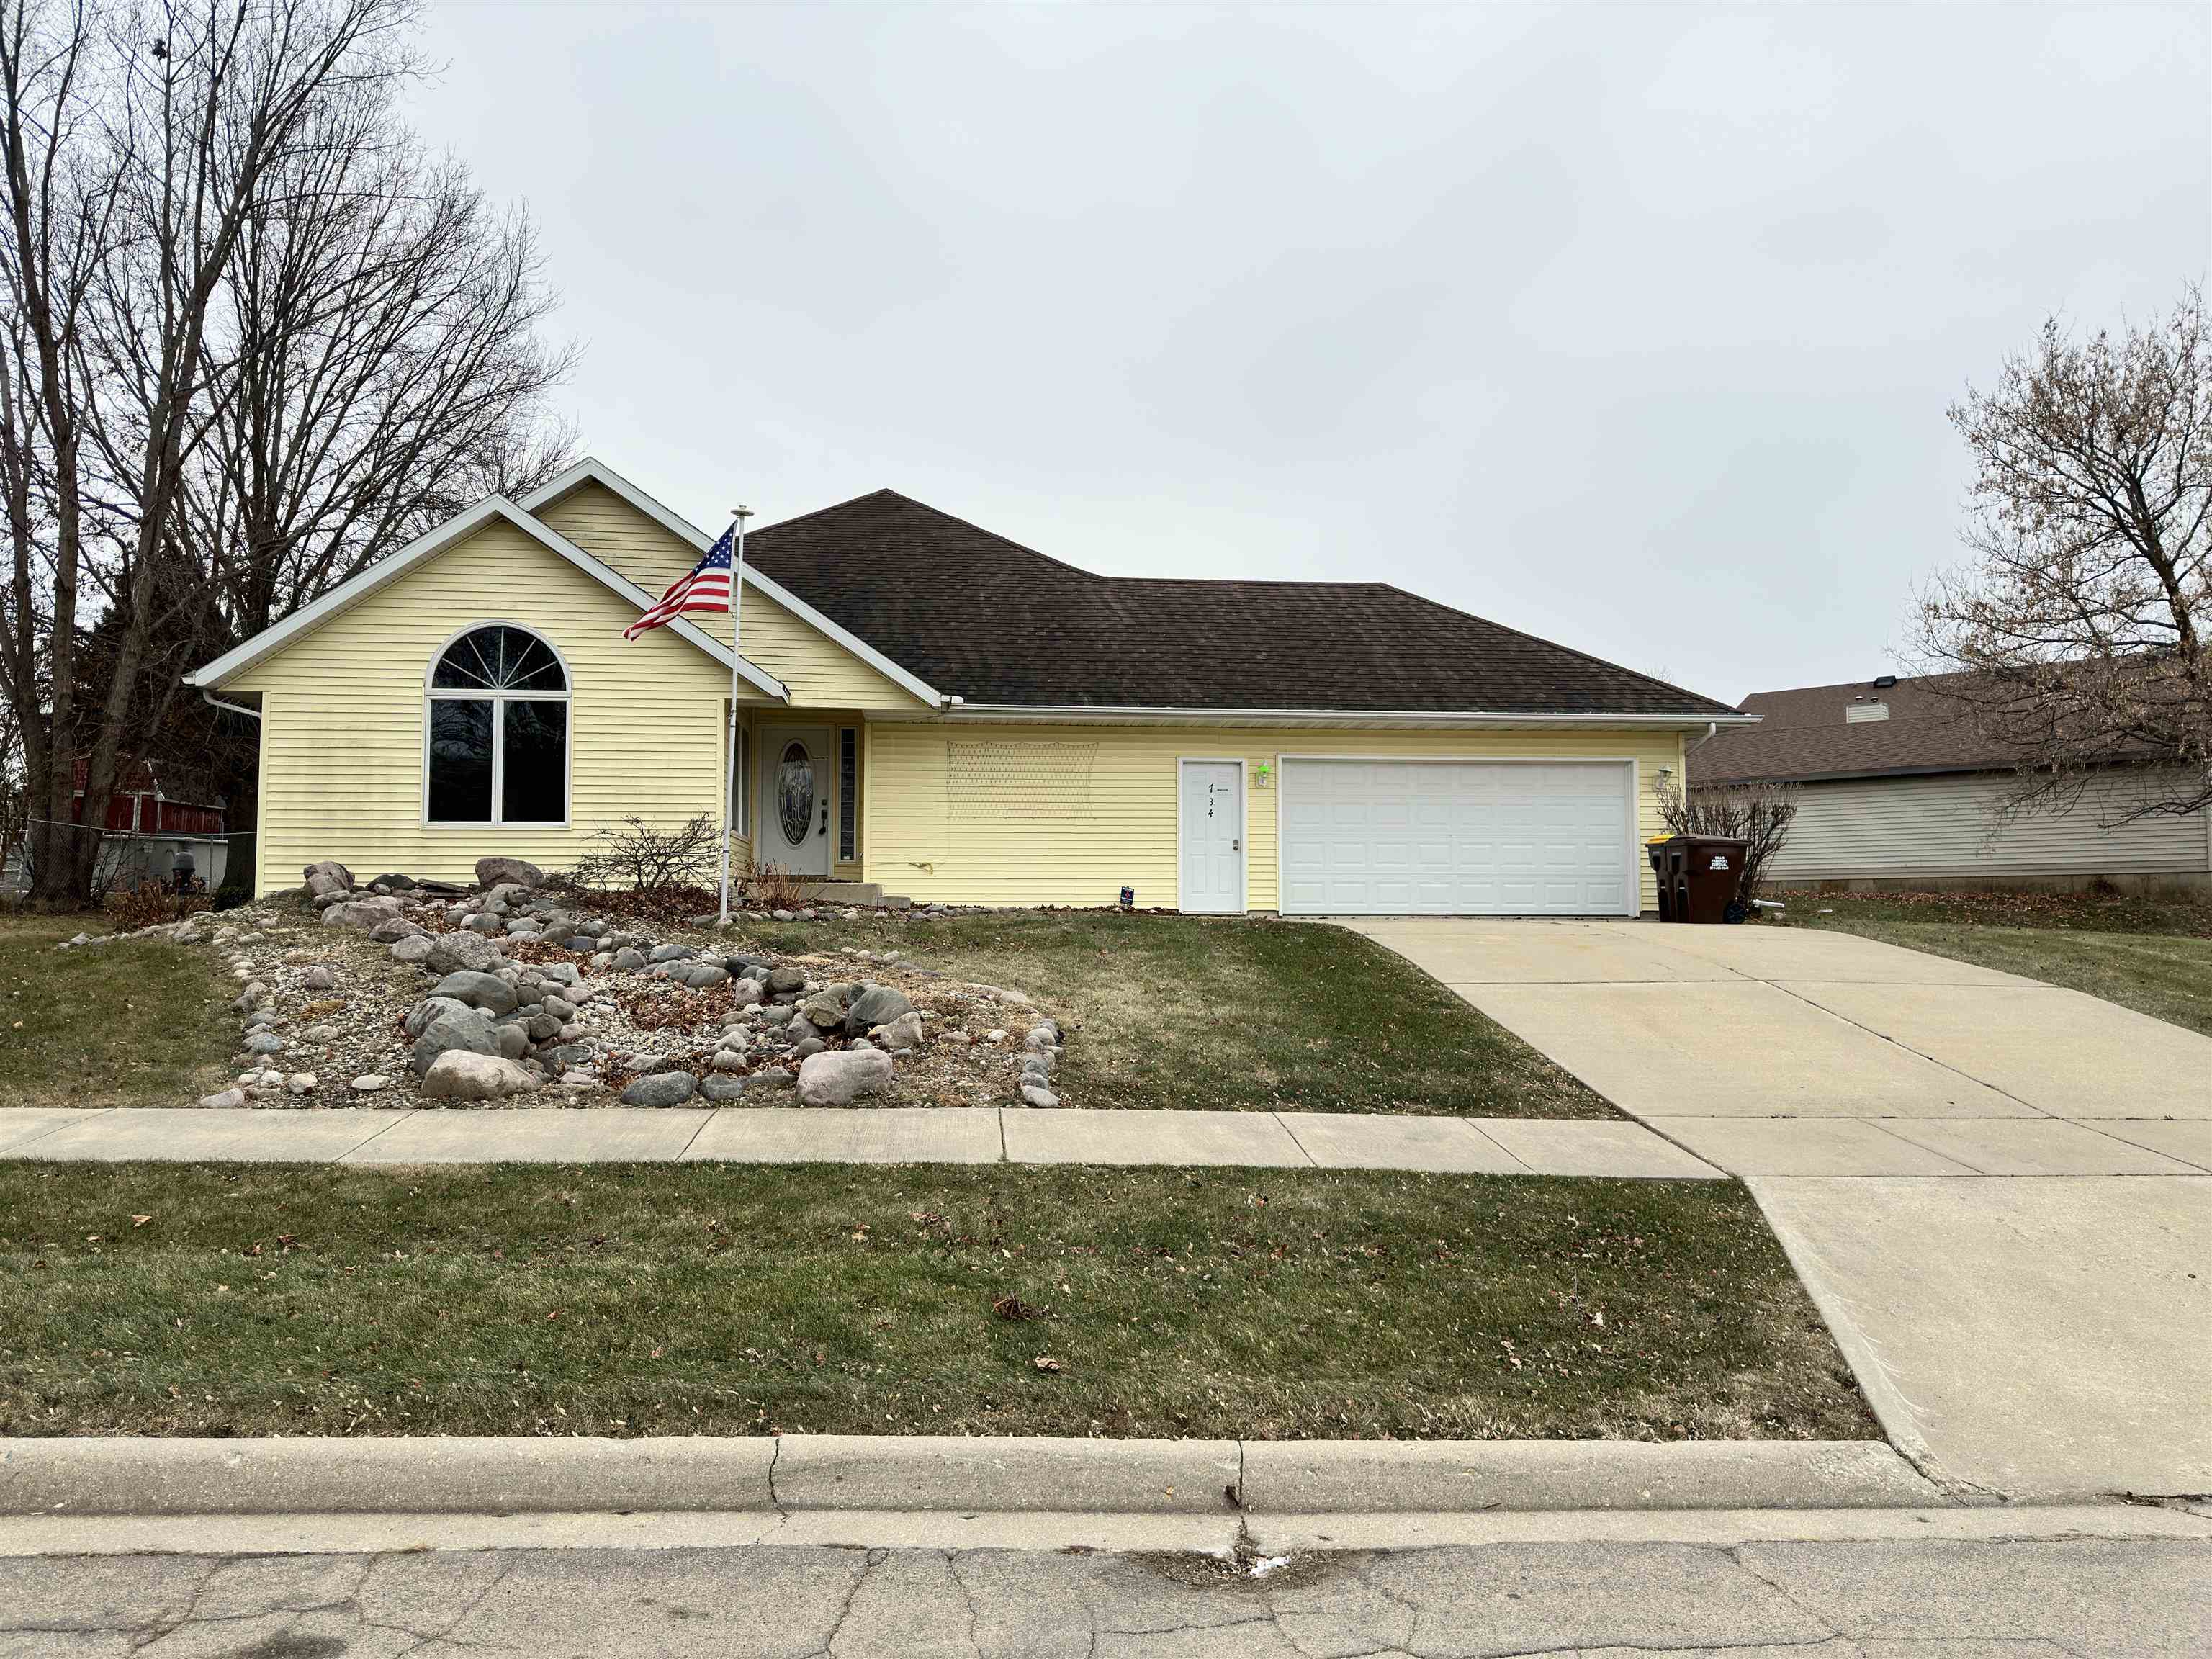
[186,459,1750,914]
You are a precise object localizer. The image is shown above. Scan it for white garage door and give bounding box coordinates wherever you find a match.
[1280,759,1636,916]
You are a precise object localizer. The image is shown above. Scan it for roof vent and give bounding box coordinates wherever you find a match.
[1845,701,1890,724]
[1873,674,1898,689]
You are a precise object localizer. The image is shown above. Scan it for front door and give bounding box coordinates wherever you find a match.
[757,725,832,877]
[1178,760,1245,913]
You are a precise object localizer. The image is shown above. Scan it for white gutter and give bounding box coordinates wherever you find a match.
[200,690,262,721]
[914,703,1761,729]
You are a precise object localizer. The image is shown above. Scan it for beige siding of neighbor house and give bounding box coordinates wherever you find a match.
[863,721,1686,912]
[220,518,773,894]
[1766,770,2212,884]
[536,480,930,713]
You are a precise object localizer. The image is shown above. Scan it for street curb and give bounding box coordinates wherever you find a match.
[0,1436,1942,1518]
[0,1437,778,1518]
[1239,1439,1941,1512]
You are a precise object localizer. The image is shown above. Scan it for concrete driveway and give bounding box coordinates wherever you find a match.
[1344,917,2212,1501]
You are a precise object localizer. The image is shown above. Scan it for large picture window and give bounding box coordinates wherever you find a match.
[426,626,569,824]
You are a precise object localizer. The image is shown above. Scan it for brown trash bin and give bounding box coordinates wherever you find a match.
[1650,834,1746,924]
[1646,839,1675,922]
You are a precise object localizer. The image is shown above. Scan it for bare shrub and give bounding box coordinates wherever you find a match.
[745,858,814,911]
[567,815,721,891]
[1656,780,1800,900]
[103,881,212,932]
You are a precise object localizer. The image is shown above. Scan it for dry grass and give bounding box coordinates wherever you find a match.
[0,914,233,1110]
[729,910,1619,1118]
[0,1161,1876,1442]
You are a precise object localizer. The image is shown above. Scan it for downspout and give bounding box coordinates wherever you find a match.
[1684,720,1719,755]
[199,690,261,896]
[199,689,261,723]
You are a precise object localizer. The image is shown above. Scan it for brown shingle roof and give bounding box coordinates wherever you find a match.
[1689,671,2015,783]
[745,490,1737,717]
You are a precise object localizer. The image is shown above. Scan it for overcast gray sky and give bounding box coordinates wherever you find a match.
[407,2,2208,704]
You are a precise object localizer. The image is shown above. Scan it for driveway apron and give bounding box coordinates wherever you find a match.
[1344,917,2212,1500]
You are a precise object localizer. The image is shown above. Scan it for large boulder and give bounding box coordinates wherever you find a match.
[621,1071,697,1107]
[391,933,436,965]
[366,916,426,944]
[796,1047,894,1107]
[405,996,471,1038]
[323,896,403,929]
[844,984,914,1038]
[426,931,505,976]
[872,1010,925,1053]
[474,855,543,889]
[800,992,850,1030]
[420,1051,536,1102]
[767,965,807,994]
[368,872,418,891]
[410,1004,500,1076]
[431,970,518,1017]
[302,860,353,896]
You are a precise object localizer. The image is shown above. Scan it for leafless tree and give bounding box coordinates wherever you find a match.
[179,89,576,642]
[1656,778,1800,900]
[1916,284,2211,823]
[0,0,574,904]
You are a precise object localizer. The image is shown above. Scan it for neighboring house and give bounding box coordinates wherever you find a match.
[185,458,1747,915]
[1690,671,2212,891]
[1,759,230,894]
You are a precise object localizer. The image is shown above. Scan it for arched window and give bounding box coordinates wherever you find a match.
[426,626,569,824]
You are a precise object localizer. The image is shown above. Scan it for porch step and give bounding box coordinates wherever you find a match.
[808,880,885,906]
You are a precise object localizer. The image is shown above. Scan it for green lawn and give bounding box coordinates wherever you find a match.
[0,914,233,1108]
[0,1161,1874,1442]
[737,909,1617,1118]
[1773,889,2212,1036]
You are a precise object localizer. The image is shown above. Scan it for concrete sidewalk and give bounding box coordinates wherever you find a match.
[0,1104,1725,1177]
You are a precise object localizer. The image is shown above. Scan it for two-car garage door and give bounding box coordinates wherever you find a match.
[1279,758,1637,916]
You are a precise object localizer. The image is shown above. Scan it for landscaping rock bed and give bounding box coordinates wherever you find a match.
[74,858,1066,1111]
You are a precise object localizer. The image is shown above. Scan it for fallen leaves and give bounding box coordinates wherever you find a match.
[1032,1355,1063,1375]
[990,1293,1043,1322]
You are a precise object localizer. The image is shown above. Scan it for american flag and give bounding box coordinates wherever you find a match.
[623,526,734,639]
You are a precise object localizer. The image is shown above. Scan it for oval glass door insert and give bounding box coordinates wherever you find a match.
[777,741,815,847]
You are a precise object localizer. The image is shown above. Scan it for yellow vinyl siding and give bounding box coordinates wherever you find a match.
[863,722,1686,912]
[536,480,929,713]
[220,519,765,893]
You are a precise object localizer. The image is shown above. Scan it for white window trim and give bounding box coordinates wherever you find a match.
[1174,755,1249,915]
[1271,752,1640,919]
[421,622,575,830]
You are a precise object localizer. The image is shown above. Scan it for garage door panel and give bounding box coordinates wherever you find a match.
[1281,759,1634,916]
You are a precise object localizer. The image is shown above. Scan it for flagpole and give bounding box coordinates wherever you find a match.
[718,506,752,926]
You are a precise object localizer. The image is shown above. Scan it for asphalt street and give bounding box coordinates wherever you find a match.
[4,1530,2206,1657]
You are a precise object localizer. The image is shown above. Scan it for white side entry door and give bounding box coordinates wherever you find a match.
[1178,760,1246,913]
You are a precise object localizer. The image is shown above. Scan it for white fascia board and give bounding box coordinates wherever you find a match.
[884,703,1761,729]
[185,494,790,703]
[520,457,948,710]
